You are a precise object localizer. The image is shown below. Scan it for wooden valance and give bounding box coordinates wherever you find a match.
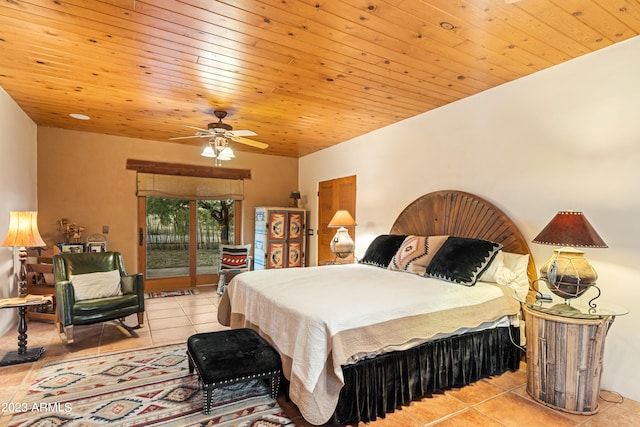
[126,159,251,180]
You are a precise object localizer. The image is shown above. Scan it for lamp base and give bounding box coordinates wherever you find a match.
[333,253,352,259]
[0,347,45,366]
[540,247,597,299]
[18,251,28,298]
[0,305,46,367]
[543,280,595,300]
[330,227,355,259]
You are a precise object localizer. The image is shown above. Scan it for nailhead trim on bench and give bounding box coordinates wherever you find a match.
[186,340,282,415]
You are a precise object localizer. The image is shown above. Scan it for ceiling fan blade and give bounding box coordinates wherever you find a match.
[231,136,269,149]
[168,135,206,140]
[184,125,209,132]
[228,129,257,137]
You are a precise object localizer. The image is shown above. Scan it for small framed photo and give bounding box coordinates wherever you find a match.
[87,242,107,252]
[58,243,85,253]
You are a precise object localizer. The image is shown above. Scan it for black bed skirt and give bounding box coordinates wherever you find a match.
[330,326,522,425]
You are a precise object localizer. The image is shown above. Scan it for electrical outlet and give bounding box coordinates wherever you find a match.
[102,226,109,234]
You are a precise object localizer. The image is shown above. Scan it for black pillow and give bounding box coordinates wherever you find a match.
[425,237,503,286]
[359,234,408,268]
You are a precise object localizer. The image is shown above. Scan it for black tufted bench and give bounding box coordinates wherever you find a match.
[186,328,282,414]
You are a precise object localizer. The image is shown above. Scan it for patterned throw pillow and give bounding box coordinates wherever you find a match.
[359,234,408,268]
[220,247,249,270]
[388,235,449,275]
[425,237,503,286]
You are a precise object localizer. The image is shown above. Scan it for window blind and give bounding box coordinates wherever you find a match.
[136,173,243,200]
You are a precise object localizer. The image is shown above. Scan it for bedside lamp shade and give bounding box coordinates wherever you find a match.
[532,211,607,248]
[328,210,357,259]
[328,210,356,228]
[532,211,606,300]
[2,211,46,297]
[2,211,46,248]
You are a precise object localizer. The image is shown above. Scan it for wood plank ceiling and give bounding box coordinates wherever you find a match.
[1,0,639,158]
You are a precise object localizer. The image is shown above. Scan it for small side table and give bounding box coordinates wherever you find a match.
[521,296,628,414]
[0,295,52,366]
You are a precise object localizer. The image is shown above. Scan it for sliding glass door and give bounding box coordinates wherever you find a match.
[139,197,239,292]
[145,197,190,278]
[195,200,236,276]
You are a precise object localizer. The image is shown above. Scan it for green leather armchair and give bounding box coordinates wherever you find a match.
[53,251,144,344]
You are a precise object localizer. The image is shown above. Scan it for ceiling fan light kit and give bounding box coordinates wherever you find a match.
[218,146,235,160]
[200,136,236,166]
[200,145,216,158]
[171,110,269,165]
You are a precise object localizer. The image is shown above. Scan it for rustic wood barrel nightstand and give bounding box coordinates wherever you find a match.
[521,297,627,415]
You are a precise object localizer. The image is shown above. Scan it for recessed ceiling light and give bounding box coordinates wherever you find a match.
[70,113,91,120]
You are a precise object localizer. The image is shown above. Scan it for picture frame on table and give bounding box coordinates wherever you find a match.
[58,243,85,253]
[87,242,107,252]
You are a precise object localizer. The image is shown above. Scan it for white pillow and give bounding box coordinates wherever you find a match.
[479,251,517,285]
[501,252,531,301]
[71,270,123,301]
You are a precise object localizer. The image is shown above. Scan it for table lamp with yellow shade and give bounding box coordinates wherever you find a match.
[2,211,46,297]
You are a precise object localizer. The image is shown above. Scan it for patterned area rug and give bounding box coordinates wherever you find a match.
[9,344,294,427]
[146,289,197,298]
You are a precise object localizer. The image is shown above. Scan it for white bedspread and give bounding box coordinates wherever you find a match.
[225,264,520,425]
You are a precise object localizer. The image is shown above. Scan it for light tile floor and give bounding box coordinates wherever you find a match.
[0,286,638,426]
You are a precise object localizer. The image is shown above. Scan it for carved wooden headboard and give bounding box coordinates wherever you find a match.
[389,190,537,284]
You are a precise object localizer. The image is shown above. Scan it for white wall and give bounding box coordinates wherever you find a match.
[299,36,640,402]
[0,87,39,336]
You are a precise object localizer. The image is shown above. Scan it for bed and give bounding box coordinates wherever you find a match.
[218,190,536,425]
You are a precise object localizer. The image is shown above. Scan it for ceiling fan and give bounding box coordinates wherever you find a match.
[169,110,269,150]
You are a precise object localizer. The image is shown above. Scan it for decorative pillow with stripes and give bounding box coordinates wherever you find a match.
[220,247,249,270]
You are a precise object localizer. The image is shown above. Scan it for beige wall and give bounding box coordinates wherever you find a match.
[37,127,298,272]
